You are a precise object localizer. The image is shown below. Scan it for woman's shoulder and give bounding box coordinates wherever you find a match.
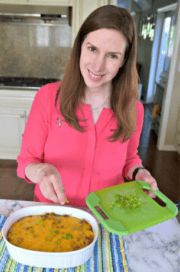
[37,81,61,97]
[33,81,61,106]
[135,99,144,114]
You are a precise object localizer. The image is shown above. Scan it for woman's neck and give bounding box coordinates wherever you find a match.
[84,85,111,106]
[84,86,111,123]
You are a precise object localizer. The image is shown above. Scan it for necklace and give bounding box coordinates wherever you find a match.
[91,96,110,111]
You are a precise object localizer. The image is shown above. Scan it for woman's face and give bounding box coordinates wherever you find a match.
[80,28,127,91]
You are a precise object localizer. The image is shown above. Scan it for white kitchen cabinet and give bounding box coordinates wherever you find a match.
[0,0,27,3]
[27,0,73,5]
[72,0,114,41]
[0,0,73,5]
[0,90,36,160]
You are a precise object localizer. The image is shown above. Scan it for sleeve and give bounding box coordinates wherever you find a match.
[17,84,53,181]
[122,101,144,178]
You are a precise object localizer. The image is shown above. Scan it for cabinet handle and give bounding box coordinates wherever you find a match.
[20,111,27,119]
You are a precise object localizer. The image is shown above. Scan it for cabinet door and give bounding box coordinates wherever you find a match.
[0,90,35,160]
[0,0,27,3]
[0,108,28,159]
[29,0,73,5]
[0,0,72,4]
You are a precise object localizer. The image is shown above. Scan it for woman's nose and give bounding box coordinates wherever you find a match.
[92,54,106,72]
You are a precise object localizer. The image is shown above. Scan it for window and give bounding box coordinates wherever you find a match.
[156,11,176,85]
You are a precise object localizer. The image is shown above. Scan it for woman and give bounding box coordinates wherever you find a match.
[17,5,158,207]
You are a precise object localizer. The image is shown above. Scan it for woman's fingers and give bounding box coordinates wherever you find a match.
[40,175,68,204]
[25,163,68,204]
[50,175,68,205]
[135,169,158,198]
[146,178,158,198]
[40,176,59,203]
[148,177,158,191]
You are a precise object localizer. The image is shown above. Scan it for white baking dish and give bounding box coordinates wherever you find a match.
[2,205,99,269]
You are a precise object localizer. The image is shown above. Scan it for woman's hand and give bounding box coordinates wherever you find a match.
[135,168,158,197]
[25,163,68,204]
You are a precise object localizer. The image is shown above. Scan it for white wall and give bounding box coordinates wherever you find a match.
[157,2,180,152]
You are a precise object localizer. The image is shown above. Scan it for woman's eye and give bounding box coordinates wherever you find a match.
[88,46,97,52]
[109,54,119,59]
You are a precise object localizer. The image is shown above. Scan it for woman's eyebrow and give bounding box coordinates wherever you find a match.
[85,42,96,47]
[85,42,123,55]
[108,51,123,55]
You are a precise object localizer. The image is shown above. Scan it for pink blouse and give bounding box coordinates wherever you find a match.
[17,82,144,206]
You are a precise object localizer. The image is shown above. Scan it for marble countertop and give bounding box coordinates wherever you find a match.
[0,199,179,272]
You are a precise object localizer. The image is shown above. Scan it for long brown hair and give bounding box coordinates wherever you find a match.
[57,5,138,141]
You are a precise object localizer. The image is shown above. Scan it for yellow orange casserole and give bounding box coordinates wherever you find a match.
[7,213,94,252]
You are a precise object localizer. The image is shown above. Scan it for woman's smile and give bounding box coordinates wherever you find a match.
[87,69,105,82]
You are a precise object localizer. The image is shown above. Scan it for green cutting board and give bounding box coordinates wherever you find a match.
[86,181,178,236]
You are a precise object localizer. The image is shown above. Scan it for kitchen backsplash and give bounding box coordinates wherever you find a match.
[0,18,71,80]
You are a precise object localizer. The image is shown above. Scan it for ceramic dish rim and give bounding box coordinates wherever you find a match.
[2,204,99,255]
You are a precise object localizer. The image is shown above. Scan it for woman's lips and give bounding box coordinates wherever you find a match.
[88,69,104,81]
